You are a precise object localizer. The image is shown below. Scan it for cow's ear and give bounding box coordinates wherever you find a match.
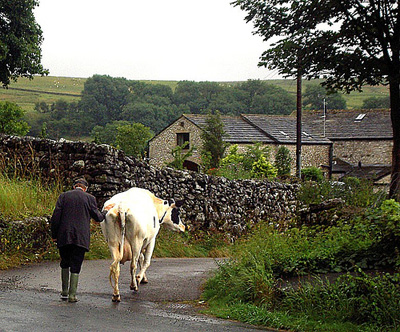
[175,200,184,207]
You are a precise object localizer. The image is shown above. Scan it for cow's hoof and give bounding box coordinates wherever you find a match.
[140,278,148,284]
[130,285,138,291]
[112,294,121,302]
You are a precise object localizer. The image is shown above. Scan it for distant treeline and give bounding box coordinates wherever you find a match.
[29,74,389,139]
[30,75,296,138]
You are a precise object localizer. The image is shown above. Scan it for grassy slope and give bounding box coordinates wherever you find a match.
[0,75,389,113]
[267,79,390,109]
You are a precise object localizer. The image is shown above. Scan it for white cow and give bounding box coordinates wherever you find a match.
[101,187,185,302]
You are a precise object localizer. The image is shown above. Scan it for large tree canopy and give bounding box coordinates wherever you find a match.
[303,84,347,110]
[0,0,48,86]
[233,0,400,199]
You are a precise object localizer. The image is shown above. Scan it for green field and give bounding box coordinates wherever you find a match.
[0,75,390,112]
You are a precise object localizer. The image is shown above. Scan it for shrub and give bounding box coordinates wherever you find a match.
[366,199,400,239]
[251,156,277,180]
[275,146,292,177]
[301,166,324,182]
[218,143,277,180]
[166,141,195,170]
[220,145,244,166]
[297,177,384,208]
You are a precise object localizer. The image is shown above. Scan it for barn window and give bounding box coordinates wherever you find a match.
[177,133,190,149]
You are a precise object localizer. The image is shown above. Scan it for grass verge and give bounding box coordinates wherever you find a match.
[202,220,400,332]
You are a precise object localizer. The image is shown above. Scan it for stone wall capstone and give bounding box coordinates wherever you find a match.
[0,134,298,237]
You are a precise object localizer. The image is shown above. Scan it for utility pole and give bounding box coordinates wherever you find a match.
[296,72,302,178]
[323,98,326,137]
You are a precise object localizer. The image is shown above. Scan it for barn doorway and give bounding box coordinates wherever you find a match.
[183,160,200,172]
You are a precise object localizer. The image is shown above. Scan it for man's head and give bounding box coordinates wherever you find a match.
[73,178,89,191]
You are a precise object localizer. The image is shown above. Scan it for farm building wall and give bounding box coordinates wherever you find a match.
[333,139,392,165]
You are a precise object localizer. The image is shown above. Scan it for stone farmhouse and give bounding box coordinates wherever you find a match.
[148,109,392,183]
[302,109,392,184]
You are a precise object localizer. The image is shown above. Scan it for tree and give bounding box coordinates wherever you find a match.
[362,96,390,109]
[173,81,208,114]
[79,75,131,128]
[303,84,347,110]
[238,80,296,114]
[200,111,228,169]
[166,142,195,170]
[90,120,131,145]
[275,146,292,177]
[233,0,400,200]
[0,101,30,135]
[0,0,48,86]
[115,123,153,157]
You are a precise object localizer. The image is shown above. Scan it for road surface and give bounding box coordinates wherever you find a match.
[0,258,274,332]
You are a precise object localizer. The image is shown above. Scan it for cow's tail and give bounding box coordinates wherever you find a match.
[118,203,127,262]
[108,203,127,289]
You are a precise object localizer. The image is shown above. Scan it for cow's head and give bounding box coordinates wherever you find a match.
[160,199,185,232]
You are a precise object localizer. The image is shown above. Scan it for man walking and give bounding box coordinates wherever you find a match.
[50,178,105,302]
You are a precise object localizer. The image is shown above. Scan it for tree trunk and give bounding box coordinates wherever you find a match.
[389,75,400,201]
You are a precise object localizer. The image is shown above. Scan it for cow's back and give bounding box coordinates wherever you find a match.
[123,188,160,242]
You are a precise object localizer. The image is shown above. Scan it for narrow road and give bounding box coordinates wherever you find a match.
[0,258,272,332]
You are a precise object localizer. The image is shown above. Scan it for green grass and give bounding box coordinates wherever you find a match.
[0,76,84,112]
[266,78,390,109]
[0,173,62,220]
[202,219,400,331]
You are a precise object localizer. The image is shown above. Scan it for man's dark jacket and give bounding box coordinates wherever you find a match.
[50,188,104,251]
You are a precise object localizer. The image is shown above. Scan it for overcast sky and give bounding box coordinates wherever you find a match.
[34,0,281,82]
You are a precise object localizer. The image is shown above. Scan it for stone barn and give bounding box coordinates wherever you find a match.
[148,114,332,174]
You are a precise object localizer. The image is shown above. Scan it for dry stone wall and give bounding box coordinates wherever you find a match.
[0,134,298,237]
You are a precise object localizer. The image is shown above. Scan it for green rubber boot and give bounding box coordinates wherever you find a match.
[61,268,69,300]
[68,273,79,303]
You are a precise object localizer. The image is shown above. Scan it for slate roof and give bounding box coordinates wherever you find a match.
[185,114,331,145]
[179,110,390,145]
[184,114,274,143]
[331,158,391,182]
[242,114,331,145]
[301,109,392,140]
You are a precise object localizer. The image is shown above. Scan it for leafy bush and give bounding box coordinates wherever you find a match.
[251,155,277,179]
[301,166,324,182]
[218,143,277,180]
[0,101,30,135]
[298,177,385,208]
[274,146,292,177]
[166,141,195,170]
[366,199,400,239]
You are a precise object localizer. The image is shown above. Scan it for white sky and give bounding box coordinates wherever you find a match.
[34,0,281,82]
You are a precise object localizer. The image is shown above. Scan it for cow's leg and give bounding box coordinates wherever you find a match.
[103,211,123,302]
[109,246,121,302]
[129,239,142,291]
[138,252,148,284]
[136,239,155,285]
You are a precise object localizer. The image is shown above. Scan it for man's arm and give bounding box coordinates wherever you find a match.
[89,195,106,223]
[50,194,63,240]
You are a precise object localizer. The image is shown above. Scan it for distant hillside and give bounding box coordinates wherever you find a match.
[0,75,390,112]
[0,76,84,112]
